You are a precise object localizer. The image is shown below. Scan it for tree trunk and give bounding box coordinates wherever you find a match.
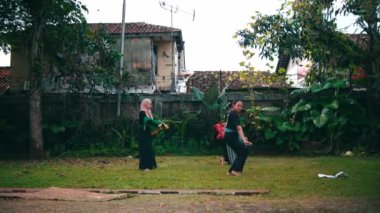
[29,89,44,159]
[28,22,45,159]
[363,4,380,151]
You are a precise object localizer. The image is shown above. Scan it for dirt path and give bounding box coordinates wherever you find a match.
[0,188,379,212]
[1,196,379,212]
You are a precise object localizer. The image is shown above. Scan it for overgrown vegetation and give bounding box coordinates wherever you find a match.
[192,83,227,146]
[0,0,122,159]
[235,0,379,155]
[1,90,379,158]
[245,79,379,155]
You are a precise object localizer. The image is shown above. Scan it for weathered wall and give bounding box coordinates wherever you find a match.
[0,90,287,156]
[155,41,177,91]
[10,47,30,93]
[0,90,287,124]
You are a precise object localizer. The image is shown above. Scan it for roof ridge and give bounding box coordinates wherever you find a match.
[89,22,181,34]
[88,22,146,25]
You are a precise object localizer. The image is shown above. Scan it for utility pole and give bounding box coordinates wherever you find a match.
[170,4,176,93]
[159,1,195,93]
[117,0,126,117]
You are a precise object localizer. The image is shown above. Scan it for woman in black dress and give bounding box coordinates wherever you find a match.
[224,100,252,176]
[138,98,166,171]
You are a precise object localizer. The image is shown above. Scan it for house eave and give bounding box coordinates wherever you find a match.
[111,31,184,51]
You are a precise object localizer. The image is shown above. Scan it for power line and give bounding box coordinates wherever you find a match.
[159,1,195,21]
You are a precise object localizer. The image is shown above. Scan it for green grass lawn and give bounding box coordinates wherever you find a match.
[0,156,379,199]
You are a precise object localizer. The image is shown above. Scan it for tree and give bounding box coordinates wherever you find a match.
[236,0,378,84]
[44,24,120,94]
[236,0,379,152]
[0,0,88,159]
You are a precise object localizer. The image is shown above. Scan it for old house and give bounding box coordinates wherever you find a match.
[275,34,369,88]
[9,22,189,94]
[276,55,311,88]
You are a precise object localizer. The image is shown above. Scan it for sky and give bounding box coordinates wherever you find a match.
[0,0,357,71]
[81,0,287,71]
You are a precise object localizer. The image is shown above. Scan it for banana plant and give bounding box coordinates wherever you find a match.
[192,83,228,145]
[166,110,201,148]
[247,79,352,153]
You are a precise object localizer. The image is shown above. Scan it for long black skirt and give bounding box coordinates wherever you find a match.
[224,132,249,173]
[137,131,157,170]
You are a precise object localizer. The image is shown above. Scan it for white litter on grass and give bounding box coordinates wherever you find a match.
[318,171,351,178]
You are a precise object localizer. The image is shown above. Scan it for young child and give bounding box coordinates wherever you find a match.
[213,120,229,165]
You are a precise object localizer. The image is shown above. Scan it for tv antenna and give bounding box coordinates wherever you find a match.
[159,1,195,93]
[159,1,195,21]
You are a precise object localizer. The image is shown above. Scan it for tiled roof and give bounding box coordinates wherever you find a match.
[89,22,181,34]
[186,71,290,93]
[89,22,184,51]
[346,33,369,49]
[0,66,10,95]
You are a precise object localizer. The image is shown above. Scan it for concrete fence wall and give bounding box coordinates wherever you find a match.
[0,89,288,124]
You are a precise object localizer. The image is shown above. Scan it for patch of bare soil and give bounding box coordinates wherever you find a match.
[0,187,132,202]
[0,189,379,213]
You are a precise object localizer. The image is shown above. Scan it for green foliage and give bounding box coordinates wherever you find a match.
[43,119,81,156]
[248,105,301,152]
[151,110,214,156]
[235,0,370,74]
[235,0,380,116]
[246,79,377,154]
[0,0,87,53]
[40,113,213,157]
[42,119,136,157]
[192,83,227,113]
[192,84,228,146]
[239,0,380,151]
[165,110,201,147]
[236,0,380,153]
[46,24,120,93]
[0,118,29,158]
[0,0,91,159]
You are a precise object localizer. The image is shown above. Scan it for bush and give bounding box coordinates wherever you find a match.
[246,80,380,155]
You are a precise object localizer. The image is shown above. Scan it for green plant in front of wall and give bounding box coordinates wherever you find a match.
[192,83,227,146]
[166,110,201,149]
[150,110,207,155]
[50,120,134,157]
[290,79,353,154]
[110,119,139,155]
[247,105,303,152]
[0,118,29,158]
[43,119,81,156]
[148,111,214,156]
[247,79,357,154]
